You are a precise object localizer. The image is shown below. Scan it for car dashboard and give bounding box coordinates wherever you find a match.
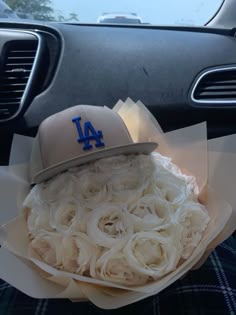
[1,21,236,165]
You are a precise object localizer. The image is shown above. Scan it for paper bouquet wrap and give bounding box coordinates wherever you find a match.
[0,98,235,309]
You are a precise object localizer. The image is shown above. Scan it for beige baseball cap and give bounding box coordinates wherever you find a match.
[30,105,158,184]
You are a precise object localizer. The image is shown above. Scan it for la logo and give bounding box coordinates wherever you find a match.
[72,116,105,150]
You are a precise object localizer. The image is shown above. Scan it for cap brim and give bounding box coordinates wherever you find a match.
[32,142,157,184]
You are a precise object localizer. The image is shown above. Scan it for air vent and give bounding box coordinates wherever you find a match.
[0,39,38,120]
[191,67,236,104]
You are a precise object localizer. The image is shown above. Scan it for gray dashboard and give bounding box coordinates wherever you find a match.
[1,22,236,164]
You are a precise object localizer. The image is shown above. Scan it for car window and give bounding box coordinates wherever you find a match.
[2,0,224,25]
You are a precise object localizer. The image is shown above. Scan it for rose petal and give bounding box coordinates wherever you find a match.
[87,204,133,248]
[174,201,210,259]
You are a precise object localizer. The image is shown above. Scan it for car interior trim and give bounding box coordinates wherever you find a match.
[0,29,41,122]
[190,65,236,105]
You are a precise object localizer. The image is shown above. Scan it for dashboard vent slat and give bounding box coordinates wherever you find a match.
[192,67,236,104]
[198,85,236,91]
[0,39,38,120]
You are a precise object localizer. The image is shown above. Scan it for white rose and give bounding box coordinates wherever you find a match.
[49,198,80,233]
[74,168,110,208]
[174,201,210,259]
[124,231,181,278]
[94,154,155,179]
[26,208,53,236]
[62,233,99,275]
[152,152,182,175]
[128,194,171,231]
[105,155,152,189]
[94,154,155,205]
[86,204,133,248]
[29,232,63,267]
[152,152,198,205]
[38,172,76,202]
[23,185,50,212]
[107,172,149,205]
[71,208,91,233]
[94,248,149,286]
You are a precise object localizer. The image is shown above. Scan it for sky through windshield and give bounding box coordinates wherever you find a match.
[51,0,223,25]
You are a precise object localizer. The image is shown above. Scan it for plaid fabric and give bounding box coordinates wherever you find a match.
[0,236,235,315]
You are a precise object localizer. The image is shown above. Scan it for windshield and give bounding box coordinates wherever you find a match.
[2,0,223,25]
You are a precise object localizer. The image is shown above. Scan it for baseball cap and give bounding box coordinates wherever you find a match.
[30,105,158,184]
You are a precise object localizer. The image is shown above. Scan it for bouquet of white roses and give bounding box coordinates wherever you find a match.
[24,152,209,287]
[0,99,235,309]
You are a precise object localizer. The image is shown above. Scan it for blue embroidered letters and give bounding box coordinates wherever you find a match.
[72,116,105,150]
